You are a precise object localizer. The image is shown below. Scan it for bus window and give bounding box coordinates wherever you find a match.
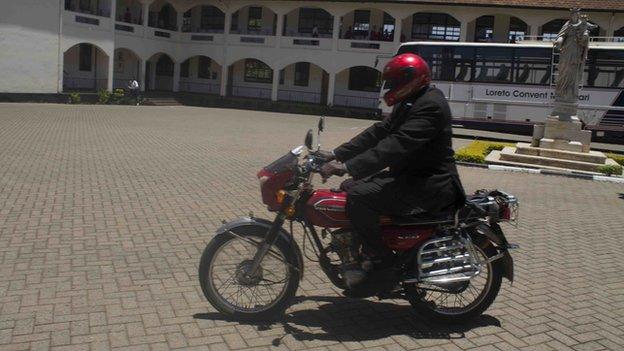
[588,49,624,88]
[453,47,474,82]
[514,48,551,85]
[474,47,513,83]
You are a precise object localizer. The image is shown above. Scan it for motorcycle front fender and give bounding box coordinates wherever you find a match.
[474,223,515,283]
[215,217,304,280]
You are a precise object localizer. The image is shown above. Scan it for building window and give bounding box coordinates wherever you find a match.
[294,62,310,86]
[201,6,224,31]
[231,11,239,31]
[155,55,174,76]
[509,17,528,42]
[298,8,333,36]
[474,15,494,42]
[279,69,285,85]
[383,13,395,40]
[353,10,370,38]
[348,66,381,92]
[616,27,624,42]
[411,13,460,41]
[198,56,211,79]
[540,19,566,41]
[79,0,91,12]
[247,6,262,32]
[244,59,272,83]
[181,60,189,78]
[78,44,92,71]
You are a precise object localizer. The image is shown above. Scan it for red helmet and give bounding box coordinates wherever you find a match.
[382,53,431,106]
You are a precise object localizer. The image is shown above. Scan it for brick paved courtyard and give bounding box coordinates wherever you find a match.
[0,103,623,351]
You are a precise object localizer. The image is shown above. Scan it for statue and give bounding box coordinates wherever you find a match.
[551,9,597,121]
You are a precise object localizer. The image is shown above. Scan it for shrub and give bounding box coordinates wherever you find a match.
[68,92,81,104]
[454,140,514,164]
[598,164,623,176]
[607,153,624,166]
[97,90,111,104]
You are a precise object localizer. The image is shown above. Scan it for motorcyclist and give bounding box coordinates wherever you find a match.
[319,53,466,287]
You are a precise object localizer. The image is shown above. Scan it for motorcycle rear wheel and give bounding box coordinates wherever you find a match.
[198,226,300,321]
[406,236,503,324]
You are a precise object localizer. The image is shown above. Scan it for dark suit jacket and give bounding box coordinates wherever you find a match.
[333,87,466,213]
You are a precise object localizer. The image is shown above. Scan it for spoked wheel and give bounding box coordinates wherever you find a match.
[407,236,503,324]
[198,226,300,321]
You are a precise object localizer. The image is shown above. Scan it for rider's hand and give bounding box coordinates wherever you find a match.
[314,150,335,162]
[320,161,347,182]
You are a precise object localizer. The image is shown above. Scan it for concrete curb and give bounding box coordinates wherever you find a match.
[456,162,624,184]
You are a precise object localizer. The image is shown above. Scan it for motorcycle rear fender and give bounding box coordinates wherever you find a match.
[215,217,304,280]
[473,223,515,283]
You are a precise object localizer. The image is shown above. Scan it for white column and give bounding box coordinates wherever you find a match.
[172,62,180,92]
[275,12,284,48]
[141,1,150,31]
[332,15,340,51]
[327,72,336,106]
[393,18,402,46]
[107,50,115,91]
[460,21,469,42]
[220,9,232,97]
[110,0,117,22]
[176,9,184,32]
[139,59,147,92]
[58,52,64,93]
[271,67,279,101]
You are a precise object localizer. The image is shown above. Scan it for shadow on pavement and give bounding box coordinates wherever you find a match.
[194,295,501,345]
[619,193,624,200]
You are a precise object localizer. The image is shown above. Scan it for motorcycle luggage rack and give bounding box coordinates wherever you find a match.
[412,235,482,285]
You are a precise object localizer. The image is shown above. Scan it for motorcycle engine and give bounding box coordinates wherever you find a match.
[330,230,359,265]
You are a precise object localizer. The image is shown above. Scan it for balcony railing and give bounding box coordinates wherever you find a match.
[231,86,271,99]
[179,81,220,94]
[338,39,396,53]
[278,90,322,104]
[334,94,380,109]
[63,10,112,30]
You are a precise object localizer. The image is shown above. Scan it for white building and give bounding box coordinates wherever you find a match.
[1,0,623,109]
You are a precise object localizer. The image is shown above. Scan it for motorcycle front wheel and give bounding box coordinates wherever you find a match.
[406,235,504,324]
[198,226,300,321]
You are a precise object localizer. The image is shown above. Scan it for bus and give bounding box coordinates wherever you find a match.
[381,41,624,142]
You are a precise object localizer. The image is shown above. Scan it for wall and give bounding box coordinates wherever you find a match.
[0,1,62,93]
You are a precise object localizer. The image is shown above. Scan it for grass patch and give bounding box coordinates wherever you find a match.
[607,153,624,167]
[598,164,623,176]
[455,140,515,164]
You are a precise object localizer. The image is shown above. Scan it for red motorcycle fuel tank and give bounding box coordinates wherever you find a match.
[306,189,435,252]
[306,189,349,228]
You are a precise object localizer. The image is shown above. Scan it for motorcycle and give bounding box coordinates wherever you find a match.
[198,117,519,324]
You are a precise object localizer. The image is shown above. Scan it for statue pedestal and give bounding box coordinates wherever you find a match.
[485,116,619,175]
[531,116,592,153]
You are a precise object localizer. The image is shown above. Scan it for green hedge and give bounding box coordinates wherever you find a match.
[455,140,515,164]
[598,164,623,176]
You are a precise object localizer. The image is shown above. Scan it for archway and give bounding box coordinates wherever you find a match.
[283,7,334,38]
[472,15,528,43]
[402,12,461,42]
[116,0,142,24]
[340,8,395,41]
[63,43,109,92]
[179,55,222,94]
[230,5,277,35]
[113,48,141,89]
[227,58,273,99]
[540,18,600,41]
[182,5,224,33]
[277,62,329,104]
[145,53,175,91]
[334,66,381,109]
[148,0,177,31]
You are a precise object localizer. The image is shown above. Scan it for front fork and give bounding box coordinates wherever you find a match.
[246,197,292,276]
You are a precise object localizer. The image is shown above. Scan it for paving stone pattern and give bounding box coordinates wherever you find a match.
[0,104,623,351]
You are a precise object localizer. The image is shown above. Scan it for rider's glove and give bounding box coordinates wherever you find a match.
[320,160,347,181]
[314,150,336,162]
